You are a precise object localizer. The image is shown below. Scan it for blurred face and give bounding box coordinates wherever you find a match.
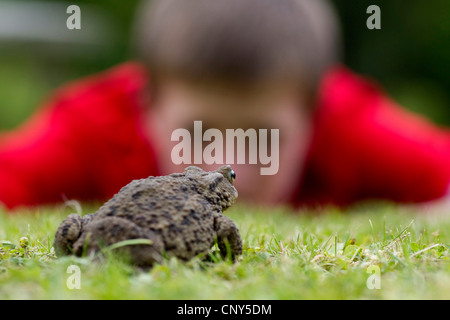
[146,79,313,205]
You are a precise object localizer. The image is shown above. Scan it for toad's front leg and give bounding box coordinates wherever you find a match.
[213,213,243,261]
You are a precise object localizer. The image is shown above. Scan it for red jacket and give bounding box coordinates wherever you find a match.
[1,62,449,210]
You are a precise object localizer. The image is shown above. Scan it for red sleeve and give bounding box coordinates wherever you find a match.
[298,66,450,206]
[0,62,159,210]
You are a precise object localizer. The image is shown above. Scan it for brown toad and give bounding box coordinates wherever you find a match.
[53,165,242,267]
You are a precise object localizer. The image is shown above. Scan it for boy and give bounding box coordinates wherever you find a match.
[1,0,449,210]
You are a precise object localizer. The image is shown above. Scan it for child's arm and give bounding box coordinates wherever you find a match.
[301,67,450,206]
[0,63,158,210]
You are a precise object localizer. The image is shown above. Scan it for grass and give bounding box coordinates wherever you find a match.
[0,201,450,300]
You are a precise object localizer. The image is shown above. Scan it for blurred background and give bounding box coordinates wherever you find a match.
[0,0,448,130]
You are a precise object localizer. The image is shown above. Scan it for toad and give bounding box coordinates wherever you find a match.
[53,165,242,267]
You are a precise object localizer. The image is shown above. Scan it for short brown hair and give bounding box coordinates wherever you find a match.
[134,0,341,95]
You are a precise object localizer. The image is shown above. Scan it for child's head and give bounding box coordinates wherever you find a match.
[136,0,340,100]
[134,0,341,204]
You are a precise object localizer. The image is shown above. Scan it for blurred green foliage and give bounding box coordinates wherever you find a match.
[0,0,448,130]
[333,0,450,126]
[0,0,141,130]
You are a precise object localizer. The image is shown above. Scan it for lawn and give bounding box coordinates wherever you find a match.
[0,201,449,300]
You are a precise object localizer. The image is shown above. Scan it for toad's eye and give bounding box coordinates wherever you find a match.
[228,170,236,184]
